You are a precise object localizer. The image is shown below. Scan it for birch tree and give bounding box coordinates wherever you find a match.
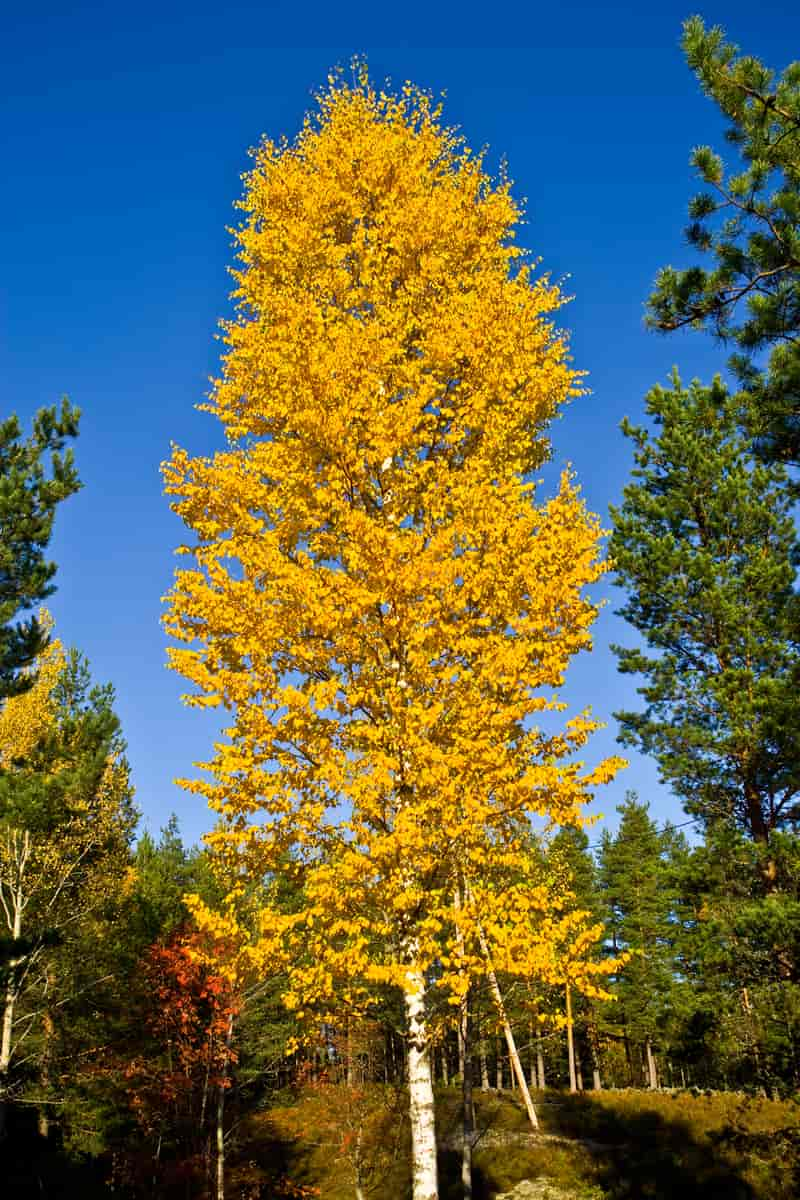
[165,67,622,1200]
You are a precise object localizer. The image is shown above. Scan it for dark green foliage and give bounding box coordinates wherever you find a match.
[0,647,130,833]
[0,645,136,1156]
[0,401,80,699]
[598,795,684,1081]
[670,827,800,1092]
[609,373,800,842]
[129,816,217,944]
[647,17,800,469]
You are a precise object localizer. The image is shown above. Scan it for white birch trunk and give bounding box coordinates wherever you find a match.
[479,1034,489,1091]
[0,830,30,1138]
[566,983,577,1094]
[537,1042,546,1090]
[404,967,438,1200]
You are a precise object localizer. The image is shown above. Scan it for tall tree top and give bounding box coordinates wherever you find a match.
[647,17,800,466]
[165,65,622,1002]
[0,400,80,700]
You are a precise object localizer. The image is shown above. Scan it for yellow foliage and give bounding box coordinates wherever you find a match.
[0,617,64,766]
[164,70,623,1007]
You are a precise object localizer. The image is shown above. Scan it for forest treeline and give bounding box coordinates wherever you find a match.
[2,16,799,1200]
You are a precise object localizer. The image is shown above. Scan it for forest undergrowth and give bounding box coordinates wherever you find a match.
[234,1086,800,1200]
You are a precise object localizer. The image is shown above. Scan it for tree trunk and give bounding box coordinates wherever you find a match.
[216,1012,235,1200]
[566,983,577,1094]
[0,836,28,1141]
[536,1039,546,1090]
[479,1035,489,1091]
[645,1039,657,1090]
[404,967,438,1200]
[588,1015,602,1091]
[468,888,538,1128]
[495,1037,503,1090]
[38,971,56,1140]
[460,990,474,1200]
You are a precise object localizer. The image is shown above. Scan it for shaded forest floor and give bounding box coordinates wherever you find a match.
[3,1086,799,1198]
[234,1086,800,1200]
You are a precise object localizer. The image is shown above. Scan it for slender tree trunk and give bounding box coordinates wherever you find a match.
[460,990,474,1200]
[441,1044,449,1087]
[565,983,577,1094]
[216,1012,235,1200]
[645,1039,657,1090]
[741,986,764,1088]
[527,1019,536,1088]
[404,967,438,1200]
[0,837,28,1141]
[479,1034,489,1091]
[536,1039,546,1090]
[467,888,538,1128]
[588,1015,602,1091]
[38,967,56,1139]
[495,1037,503,1090]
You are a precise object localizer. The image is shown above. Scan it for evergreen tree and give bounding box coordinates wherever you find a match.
[130,817,217,944]
[647,17,800,469]
[0,629,136,1140]
[0,401,80,699]
[609,372,800,844]
[673,825,800,1092]
[598,794,682,1088]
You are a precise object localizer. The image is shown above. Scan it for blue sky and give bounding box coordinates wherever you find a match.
[3,1,797,847]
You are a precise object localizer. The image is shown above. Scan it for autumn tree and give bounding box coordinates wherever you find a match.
[0,401,80,700]
[648,17,800,470]
[118,930,238,1199]
[165,69,621,1200]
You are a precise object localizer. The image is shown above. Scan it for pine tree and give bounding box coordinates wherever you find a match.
[0,624,136,1140]
[598,794,682,1089]
[0,402,80,699]
[647,17,800,469]
[609,372,800,845]
[164,67,622,1200]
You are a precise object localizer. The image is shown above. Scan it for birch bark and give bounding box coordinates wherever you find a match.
[404,967,438,1200]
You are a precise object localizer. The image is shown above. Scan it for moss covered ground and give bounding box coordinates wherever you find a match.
[229,1085,800,1200]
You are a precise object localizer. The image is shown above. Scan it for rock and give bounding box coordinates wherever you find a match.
[493,1180,577,1200]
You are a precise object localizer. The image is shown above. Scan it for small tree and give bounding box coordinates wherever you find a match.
[165,68,622,1199]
